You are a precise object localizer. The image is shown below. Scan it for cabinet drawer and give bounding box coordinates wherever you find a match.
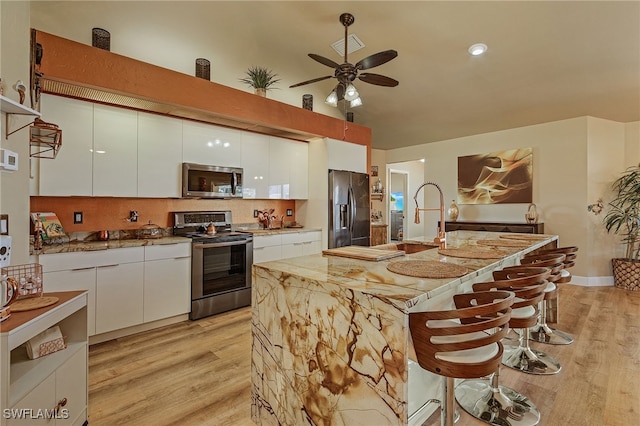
[301,231,321,243]
[281,233,304,245]
[39,247,144,272]
[144,243,191,261]
[253,234,282,248]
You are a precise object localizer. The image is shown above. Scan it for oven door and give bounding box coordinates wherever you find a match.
[191,239,253,300]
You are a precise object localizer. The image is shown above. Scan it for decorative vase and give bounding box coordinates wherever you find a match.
[255,88,266,97]
[525,203,538,224]
[448,200,459,221]
[302,94,313,110]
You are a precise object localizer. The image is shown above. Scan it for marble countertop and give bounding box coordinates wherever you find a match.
[238,227,321,236]
[253,230,557,310]
[32,236,191,255]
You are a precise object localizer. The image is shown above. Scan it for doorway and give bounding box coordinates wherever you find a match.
[388,171,408,241]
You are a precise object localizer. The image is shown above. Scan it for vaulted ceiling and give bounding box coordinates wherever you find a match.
[30,1,640,150]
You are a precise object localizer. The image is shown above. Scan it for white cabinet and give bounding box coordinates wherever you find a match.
[253,234,282,263]
[137,112,183,198]
[93,104,138,197]
[327,138,367,173]
[281,231,322,259]
[39,244,189,337]
[268,137,309,199]
[1,292,88,426]
[39,94,93,196]
[182,121,242,167]
[241,132,270,199]
[143,243,191,323]
[254,230,321,263]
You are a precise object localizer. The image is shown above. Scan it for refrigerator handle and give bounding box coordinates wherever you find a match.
[348,186,356,232]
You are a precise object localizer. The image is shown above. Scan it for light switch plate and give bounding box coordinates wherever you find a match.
[74,211,83,224]
[0,214,8,234]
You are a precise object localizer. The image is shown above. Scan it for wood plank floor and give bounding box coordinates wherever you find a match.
[88,285,640,426]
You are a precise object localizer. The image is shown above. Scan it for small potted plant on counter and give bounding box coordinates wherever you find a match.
[240,66,280,97]
[604,163,640,290]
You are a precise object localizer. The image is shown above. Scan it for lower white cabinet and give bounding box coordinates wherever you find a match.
[253,230,321,264]
[143,244,191,323]
[39,242,191,337]
[95,262,144,334]
[1,292,88,426]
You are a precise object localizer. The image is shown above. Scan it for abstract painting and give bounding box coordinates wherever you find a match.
[457,147,533,204]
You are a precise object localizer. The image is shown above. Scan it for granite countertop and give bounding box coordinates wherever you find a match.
[252,230,558,310]
[32,236,192,255]
[238,227,322,236]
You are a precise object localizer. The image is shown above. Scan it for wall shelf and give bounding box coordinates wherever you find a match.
[371,192,384,201]
[1,95,41,140]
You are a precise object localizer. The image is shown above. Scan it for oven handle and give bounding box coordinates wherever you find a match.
[193,240,249,249]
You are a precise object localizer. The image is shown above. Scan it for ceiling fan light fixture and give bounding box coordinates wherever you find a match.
[325,90,339,107]
[468,43,488,56]
[350,96,363,108]
[343,83,359,101]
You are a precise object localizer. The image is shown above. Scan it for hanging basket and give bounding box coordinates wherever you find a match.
[612,258,640,291]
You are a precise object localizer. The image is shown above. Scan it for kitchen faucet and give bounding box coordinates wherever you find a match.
[413,181,447,249]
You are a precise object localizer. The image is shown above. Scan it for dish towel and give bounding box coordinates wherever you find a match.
[26,325,66,359]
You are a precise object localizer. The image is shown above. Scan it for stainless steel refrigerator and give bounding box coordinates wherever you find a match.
[329,169,371,248]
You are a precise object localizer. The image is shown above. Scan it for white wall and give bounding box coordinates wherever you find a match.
[388,160,426,241]
[1,1,32,264]
[385,117,634,280]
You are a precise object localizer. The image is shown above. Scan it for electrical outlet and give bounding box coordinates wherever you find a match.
[73,211,83,224]
[286,209,293,217]
[253,210,259,218]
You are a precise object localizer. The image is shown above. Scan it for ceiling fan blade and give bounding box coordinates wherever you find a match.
[289,75,333,88]
[308,53,341,69]
[355,50,398,71]
[358,73,399,87]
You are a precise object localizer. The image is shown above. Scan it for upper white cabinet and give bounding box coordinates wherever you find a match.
[241,132,270,199]
[327,138,367,173]
[93,104,138,197]
[182,121,242,167]
[39,94,93,196]
[138,112,183,197]
[268,137,308,199]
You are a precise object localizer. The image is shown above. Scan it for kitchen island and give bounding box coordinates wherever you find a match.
[250,230,557,426]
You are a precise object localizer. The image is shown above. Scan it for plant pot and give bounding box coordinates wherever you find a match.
[255,88,266,97]
[612,258,640,291]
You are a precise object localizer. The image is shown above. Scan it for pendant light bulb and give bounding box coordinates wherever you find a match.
[344,84,359,101]
[325,90,338,107]
[350,96,363,108]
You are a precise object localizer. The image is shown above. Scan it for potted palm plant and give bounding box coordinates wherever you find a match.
[240,66,280,97]
[604,163,640,290]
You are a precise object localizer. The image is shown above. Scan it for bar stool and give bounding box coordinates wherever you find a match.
[409,290,515,426]
[520,250,575,345]
[456,267,550,426]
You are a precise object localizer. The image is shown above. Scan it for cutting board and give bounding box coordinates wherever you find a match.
[322,246,405,261]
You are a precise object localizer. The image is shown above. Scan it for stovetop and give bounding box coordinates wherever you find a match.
[172,211,252,243]
[187,231,252,243]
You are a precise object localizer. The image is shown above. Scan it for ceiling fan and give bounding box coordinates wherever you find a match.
[289,13,398,105]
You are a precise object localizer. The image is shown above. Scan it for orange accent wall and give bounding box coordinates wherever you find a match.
[30,197,296,232]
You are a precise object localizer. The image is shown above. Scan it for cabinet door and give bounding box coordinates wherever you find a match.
[143,257,191,323]
[55,346,88,426]
[93,104,138,196]
[182,121,242,167]
[95,262,144,334]
[268,137,290,199]
[8,374,56,426]
[240,132,270,198]
[44,269,97,336]
[288,140,308,200]
[137,112,182,197]
[327,138,367,173]
[39,95,93,196]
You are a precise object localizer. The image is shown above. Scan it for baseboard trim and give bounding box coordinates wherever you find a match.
[569,275,614,287]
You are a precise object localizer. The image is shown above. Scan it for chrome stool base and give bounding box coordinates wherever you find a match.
[502,344,561,375]
[456,378,540,426]
[529,323,574,345]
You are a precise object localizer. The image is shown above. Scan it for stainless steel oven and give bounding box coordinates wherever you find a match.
[173,211,253,320]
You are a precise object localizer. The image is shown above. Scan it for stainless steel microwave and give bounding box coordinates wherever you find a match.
[182,163,243,198]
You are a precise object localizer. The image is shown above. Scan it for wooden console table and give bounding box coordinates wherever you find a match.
[439,221,544,234]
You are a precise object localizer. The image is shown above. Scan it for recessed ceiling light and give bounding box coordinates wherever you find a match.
[468,43,488,56]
